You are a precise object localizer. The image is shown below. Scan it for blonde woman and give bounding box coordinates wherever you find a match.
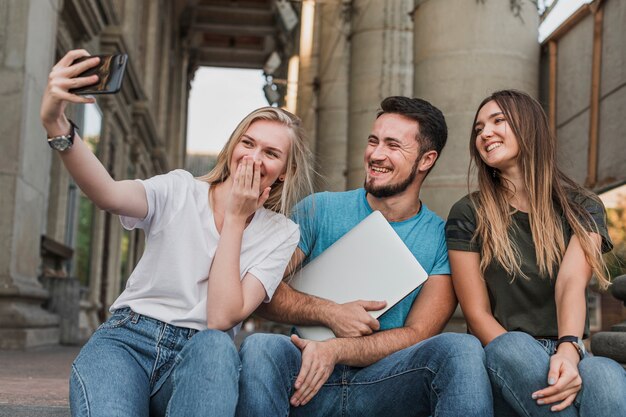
[446,89,626,416]
[41,50,314,417]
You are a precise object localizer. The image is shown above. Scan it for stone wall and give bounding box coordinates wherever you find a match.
[0,0,190,348]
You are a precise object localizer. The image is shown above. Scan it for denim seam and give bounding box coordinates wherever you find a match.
[487,365,533,417]
[71,364,91,417]
[96,313,133,331]
[430,370,442,417]
[150,322,169,388]
[345,366,436,386]
[164,361,178,417]
[341,367,348,417]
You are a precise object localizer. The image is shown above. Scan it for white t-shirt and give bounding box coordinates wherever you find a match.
[110,169,299,337]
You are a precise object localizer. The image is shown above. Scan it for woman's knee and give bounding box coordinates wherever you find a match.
[240,333,293,358]
[578,356,626,401]
[484,332,537,365]
[575,356,626,414]
[70,352,151,416]
[180,329,239,369]
[484,332,551,390]
[429,333,486,364]
[438,334,490,381]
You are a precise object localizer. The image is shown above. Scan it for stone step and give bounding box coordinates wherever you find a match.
[0,405,70,417]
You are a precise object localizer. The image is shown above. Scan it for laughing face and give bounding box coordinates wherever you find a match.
[473,100,520,172]
[229,120,291,191]
[363,113,421,198]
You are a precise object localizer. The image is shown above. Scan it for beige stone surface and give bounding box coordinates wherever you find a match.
[413,0,539,217]
[347,0,414,188]
[0,345,79,407]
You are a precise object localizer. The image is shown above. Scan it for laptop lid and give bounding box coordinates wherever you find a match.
[288,210,428,341]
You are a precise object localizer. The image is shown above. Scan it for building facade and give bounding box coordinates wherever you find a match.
[0,0,623,349]
[0,0,299,349]
[2,0,194,348]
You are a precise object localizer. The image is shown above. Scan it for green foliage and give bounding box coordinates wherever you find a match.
[75,194,94,286]
[119,230,130,289]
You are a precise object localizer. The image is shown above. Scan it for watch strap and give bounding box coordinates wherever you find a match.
[47,119,78,150]
[556,335,584,360]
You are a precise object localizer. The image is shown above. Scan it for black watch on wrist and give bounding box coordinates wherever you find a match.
[47,119,78,152]
[556,335,586,360]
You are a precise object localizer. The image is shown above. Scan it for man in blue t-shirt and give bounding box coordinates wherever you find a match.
[237,97,493,417]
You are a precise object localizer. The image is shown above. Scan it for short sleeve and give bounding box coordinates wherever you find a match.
[431,222,452,275]
[248,224,300,301]
[119,169,192,234]
[577,194,613,254]
[445,196,480,253]
[290,194,317,257]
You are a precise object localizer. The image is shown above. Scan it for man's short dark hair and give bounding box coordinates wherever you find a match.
[376,96,448,158]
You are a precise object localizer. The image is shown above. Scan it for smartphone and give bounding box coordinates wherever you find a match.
[69,54,128,95]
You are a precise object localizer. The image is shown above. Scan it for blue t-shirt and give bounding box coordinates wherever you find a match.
[292,188,450,330]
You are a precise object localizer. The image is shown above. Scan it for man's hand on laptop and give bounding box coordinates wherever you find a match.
[325,300,387,337]
[289,335,338,407]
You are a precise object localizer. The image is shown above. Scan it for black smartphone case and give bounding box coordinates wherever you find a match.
[70,54,128,95]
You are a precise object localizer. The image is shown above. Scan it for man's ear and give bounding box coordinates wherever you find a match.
[418,150,438,172]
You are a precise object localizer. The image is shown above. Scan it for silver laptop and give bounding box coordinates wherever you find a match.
[288,210,428,341]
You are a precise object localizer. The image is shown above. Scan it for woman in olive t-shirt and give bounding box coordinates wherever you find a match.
[445,89,626,417]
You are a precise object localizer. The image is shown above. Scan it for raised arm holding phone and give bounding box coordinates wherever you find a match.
[41,49,314,417]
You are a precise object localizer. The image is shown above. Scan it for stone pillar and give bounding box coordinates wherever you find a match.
[591,275,626,366]
[315,0,350,191]
[296,0,320,154]
[0,0,62,348]
[347,0,414,188]
[166,36,191,169]
[413,0,539,218]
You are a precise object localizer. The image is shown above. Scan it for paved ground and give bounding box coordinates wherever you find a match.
[0,329,269,417]
[0,345,79,417]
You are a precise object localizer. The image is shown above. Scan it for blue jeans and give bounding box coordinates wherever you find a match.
[236,332,493,417]
[485,331,626,417]
[69,308,240,417]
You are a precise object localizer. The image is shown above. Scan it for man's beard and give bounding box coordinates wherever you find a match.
[364,158,419,198]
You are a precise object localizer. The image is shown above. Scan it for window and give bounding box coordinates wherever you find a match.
[72,103,102,286]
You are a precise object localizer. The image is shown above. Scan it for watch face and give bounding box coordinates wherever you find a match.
[49,137,72,151]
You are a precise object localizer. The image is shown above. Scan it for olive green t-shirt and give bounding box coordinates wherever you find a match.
[445,193,612,338]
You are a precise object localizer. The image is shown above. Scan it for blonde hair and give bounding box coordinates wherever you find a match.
[198,107,314,217]
[468,90,610,289]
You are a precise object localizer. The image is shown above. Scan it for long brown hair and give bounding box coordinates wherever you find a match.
[468,90,610,289]
[198,107,314,217]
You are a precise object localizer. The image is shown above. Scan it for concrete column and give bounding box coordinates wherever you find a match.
[413,0,539,218]
[347,0,414,187]
[0,0,62,348]
[166,24,190,169]
[296,0,320,154]
[46,153,71,243]
[156,2,173,137]
[142,0,161,107]
[315,0,350,191]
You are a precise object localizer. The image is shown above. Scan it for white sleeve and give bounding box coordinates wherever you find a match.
[119,169,192,234]
[248,224,300,302]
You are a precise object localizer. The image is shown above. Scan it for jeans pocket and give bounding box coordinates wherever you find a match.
[97,309,134,330]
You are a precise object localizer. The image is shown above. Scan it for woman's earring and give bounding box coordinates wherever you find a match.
[492,169,497,178]
[278,175,285,182]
